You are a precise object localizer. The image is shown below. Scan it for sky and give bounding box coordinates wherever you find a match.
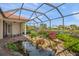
[0,3,79,27]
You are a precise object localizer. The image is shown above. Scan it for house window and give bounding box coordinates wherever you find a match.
[8,24,11,33]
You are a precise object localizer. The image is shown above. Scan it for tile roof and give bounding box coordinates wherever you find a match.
[0,11,30,22]
[3,12,30,21]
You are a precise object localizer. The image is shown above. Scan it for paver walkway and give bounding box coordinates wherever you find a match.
[0,35,28,56]
[0,47,10,56]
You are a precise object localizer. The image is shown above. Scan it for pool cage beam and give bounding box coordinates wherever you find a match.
[45,3,65,31]
[0,5,38,32]
[2,3,65,27]
[1,3,79,30]
[0,7,29,21]
[37,11,79,23]
[30,3,65,29]
[45,3,65,13]
[2,5,54,26]
[35,13,43,23]
[1,3,79,22]
[19,3,24,20]
[29,4,44,24]
[29,4,44,19]
[0,8,6,17]
[31,3,65,30]
[6,10,19,18]
[1,6,39,24]
[30,3,65,21]
[3,3,65,20]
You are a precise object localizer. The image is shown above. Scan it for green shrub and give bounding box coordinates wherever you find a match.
[7,43,18,51]
[42,32,49,38]
[71,43,79,52]
[57,33,79,52]
[38,31,49,38]
[26,30,31,34]
[30,30,38,38]
[64,40,79,52]
[57,33,72,41]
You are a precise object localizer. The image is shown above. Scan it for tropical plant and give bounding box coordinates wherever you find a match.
[6,42,18,51]
[49,31,57,40]
[26,30,31,34]
[57,33,79,52]
[30,30,38,38]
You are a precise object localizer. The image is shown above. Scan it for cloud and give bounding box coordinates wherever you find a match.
[31,16,35,19]
[72,11,79,13]
[73,14,79,19]
[72,11,79,20]
[32,3,39,6]
[39,16,43,19]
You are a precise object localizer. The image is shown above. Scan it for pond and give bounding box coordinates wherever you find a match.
[21,41,55,56]
[11,41,55,56]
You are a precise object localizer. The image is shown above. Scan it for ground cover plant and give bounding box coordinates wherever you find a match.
[6,42,18,51]
[57,33,79,52]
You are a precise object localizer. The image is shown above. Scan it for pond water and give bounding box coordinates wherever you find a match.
[22,41,55,56]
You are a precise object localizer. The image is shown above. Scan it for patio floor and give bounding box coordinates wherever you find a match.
[0,35,28,56]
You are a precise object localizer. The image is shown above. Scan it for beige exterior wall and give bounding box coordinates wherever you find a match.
[0,19,3,39]
[12,22,21,35]
[12,22,25,36]
[0,18,25,39]
[21,22,25,34]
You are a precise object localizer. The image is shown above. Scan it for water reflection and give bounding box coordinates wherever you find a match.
[22,41,55,56]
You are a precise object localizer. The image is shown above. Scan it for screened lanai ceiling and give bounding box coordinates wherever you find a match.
[0,3,79,27]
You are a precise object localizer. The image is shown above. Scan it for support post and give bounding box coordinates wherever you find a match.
[62,18,64,32]
[49,20,51,30]
[24,22,27,35]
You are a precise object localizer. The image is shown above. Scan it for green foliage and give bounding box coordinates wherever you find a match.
[26,30,31,34]
[64,40,79,52]
[30,30,38,38]
[56,33,71,42]
[7,42,18,51]
[38,30,49,38]
[42,32,49,38]
[57,33,79,52]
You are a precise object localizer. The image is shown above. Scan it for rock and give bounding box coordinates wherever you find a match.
[11,51,23,56]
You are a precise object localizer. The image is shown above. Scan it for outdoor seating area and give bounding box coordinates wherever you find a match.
[0,3,79,56]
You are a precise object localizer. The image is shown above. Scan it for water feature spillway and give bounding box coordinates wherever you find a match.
[22,41,55,56]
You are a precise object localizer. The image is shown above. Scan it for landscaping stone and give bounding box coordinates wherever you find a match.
[22,41,55,56]
[10,51,23,56]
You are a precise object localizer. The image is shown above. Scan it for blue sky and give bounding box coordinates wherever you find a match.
[0,3,79,27]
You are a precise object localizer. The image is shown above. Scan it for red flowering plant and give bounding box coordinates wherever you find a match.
[49,31,57,40]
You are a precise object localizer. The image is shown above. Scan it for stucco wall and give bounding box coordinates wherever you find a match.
[21,22,25,34]
[12,22,20,35]
[0,19,25,39]
[0,19,3,39]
